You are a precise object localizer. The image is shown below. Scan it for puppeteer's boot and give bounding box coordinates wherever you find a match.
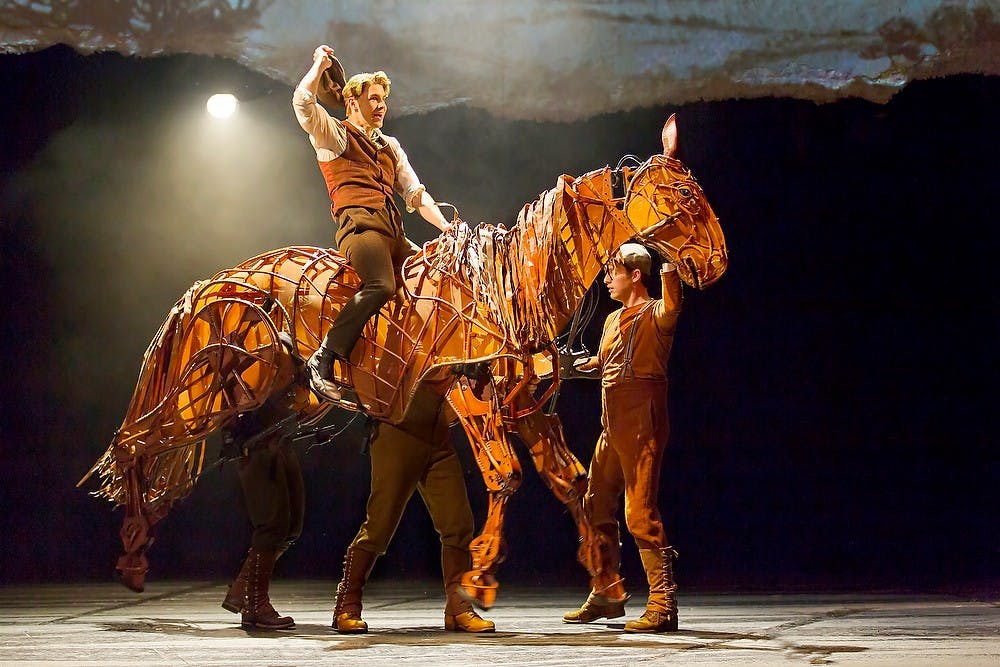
[624,546,679,633]
[227,541,295,614]
[563,523,629,623]
[442,545,495,632]
[221,548,254,613]
[333,546,378,633]
[241,549,295,630]
[562,590,629,623]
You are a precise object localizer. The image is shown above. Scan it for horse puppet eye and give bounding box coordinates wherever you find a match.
[679,187,692,198]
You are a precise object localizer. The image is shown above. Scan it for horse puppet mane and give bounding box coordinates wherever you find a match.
[416,166,623,356]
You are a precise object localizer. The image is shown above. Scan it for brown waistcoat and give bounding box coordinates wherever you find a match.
[317,121,400,221]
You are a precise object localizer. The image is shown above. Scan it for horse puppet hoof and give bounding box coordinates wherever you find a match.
[116,553,149,592]
[459,571,498,610]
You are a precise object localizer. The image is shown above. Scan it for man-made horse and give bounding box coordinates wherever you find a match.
[80,115,727,608]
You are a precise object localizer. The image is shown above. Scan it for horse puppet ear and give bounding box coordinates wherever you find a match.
[661,114,678,156]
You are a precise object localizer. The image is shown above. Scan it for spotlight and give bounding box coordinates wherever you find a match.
[206,93,239,119]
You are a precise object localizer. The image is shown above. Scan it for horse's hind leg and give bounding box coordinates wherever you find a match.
[446,374,521,610]
[115,463,155,592]
[512,406,615,596]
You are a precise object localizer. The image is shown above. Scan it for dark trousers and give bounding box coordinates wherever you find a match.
[237,438,305,553]
[324,208,415,360]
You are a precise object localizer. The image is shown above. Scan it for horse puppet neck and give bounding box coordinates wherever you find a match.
[424,166,642,355]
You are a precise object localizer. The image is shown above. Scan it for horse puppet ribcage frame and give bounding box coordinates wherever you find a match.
[81,116,728,608]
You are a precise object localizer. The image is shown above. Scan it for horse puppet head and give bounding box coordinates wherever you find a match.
[621,115,728,289]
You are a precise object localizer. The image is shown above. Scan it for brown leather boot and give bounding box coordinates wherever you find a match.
[566,522,629,623]
[333,546,378,633]
[624,546,679,633]
[444,610,496,632]
[222,549,254,613]
[563,590,629,623]
[441,545,495,632]
[242,549,295,630]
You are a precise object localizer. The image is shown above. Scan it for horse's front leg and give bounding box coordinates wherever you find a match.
[511,405,615,595]
[446,374,522,610]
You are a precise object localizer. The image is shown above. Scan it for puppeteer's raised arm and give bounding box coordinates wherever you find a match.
[654,262,682,332]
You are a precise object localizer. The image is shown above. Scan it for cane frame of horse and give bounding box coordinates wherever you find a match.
[80,115,727,609]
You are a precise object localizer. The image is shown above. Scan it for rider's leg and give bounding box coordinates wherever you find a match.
[391,227,419,301]
[310,225,397,385]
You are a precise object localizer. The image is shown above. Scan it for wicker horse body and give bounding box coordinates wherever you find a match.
[82,116,727,607]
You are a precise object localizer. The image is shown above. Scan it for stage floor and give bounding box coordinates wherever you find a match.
[1,581,997,665]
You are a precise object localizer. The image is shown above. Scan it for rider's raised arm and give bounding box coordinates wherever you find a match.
[388,136,450,232]
[654,262,682,334]
[292,45,348,153]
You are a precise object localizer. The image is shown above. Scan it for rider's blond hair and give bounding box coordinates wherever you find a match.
[344,71,391,100]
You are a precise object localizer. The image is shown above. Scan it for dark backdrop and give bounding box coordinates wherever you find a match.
[1,46,996,594]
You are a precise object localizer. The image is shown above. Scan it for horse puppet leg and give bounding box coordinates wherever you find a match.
[115,462,156,592]
[109,429,215,592]
[511,403,617,598]
[446,373,522,610]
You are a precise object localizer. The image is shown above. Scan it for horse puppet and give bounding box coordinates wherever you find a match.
[80,115,727,609]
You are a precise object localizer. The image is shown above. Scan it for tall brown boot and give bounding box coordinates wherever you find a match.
[441,545,495,632]
[333,546,377,633]
[242,549,295,630]
[222,549,254,613]
[624,546,679,633]
[225,543,295,614]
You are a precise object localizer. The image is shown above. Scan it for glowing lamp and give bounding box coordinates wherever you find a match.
[206,93,239,119]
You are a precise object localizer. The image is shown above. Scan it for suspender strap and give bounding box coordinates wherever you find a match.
[622,299,657,380]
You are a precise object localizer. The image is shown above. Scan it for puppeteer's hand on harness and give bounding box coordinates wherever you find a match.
[564,354,600,379]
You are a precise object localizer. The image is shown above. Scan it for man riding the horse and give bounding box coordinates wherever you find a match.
[292,44,451,403]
